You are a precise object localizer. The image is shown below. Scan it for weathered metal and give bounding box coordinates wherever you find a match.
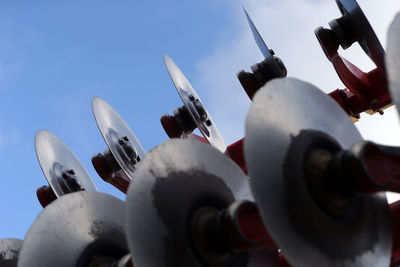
[18,191,128,267]
[245,77,391,267]
[126,139,279,267]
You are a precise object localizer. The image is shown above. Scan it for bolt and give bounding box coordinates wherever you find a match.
[160,114,183,138]
[269,49,275,56]
[119,136,129,145]
[62,169,76,178]
[193,99,208,122]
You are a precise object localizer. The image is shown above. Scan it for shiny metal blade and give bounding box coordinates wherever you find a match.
[92,96,146,180]
[243,7,272,59]
[163,54,227,153]
[35,130,97,197]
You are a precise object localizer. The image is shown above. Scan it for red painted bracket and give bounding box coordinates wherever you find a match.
[188,134,247,174]
[92,153,130,194]
[342,141,400,194]
[391,200,400,266]
[227,138,247,174]
[36,185,57,208]
[316,27,390,119]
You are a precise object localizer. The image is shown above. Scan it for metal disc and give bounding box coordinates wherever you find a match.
[35,130,97,198]
[387,13,400,114]
[163,55,227,153]
[245,77,391,267]
[243,7,272,59]
[0,238,22,267]
[18,191,128,267]
[92,96,145,180]
[126,139,278,267]
[335,0,386,72]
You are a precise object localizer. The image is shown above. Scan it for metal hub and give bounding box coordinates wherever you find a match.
[117,136,141,169]
[51,162,83,193]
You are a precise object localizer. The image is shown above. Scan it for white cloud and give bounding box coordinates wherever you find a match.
[195,0,400,202]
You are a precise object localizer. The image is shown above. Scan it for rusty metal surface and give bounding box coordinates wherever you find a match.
[387,13,400,114]
[34,130,97,197]
[163,55,227,153]
[245,77,391,267]
[92,96,145,180]
[18,191,127,267]
[126,139,279,267]
[0,238,22,267]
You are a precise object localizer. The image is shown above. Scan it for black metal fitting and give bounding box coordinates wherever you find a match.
[161,105,197,138]
[329,14,358,50]
[237,56,287,99]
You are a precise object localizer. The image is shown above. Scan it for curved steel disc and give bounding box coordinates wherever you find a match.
[18,191,127,267]
[0,238,22,267]
[163,55,227,153]
[245,78,391,267]
[35,130,97,198]
[335,0,386,72]
[387,13,400,114]
[92,97,145,180]
[243,7,272,59]
[126,139,278,267]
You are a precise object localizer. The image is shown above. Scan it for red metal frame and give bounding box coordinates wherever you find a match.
[326,55,390,119]
[391,200,400,266]
[227,138,247,174]
[91,153,130,194]
[315,26,390,119]
[188,134,247,174]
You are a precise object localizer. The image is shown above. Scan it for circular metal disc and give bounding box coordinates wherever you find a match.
[335,0,386,73]
[245,77,391,267]
[163,55,227,153]
[35,130,97,198]
[0,238,22,267]
[18,191,127,267]
[92,96,145,180]
[126,139,278,267]
[387,13,400,114]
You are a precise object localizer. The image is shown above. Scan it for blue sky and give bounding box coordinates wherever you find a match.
[1,0,400,239]
[0,0,237,238]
